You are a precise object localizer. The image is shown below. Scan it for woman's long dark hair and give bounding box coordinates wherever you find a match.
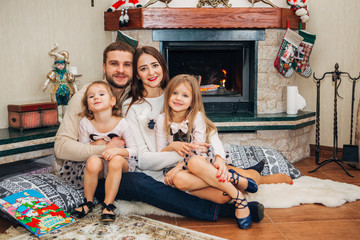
[125,46,170,115]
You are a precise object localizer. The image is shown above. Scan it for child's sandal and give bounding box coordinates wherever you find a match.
[71,198,95,219]
[101,202,116,222]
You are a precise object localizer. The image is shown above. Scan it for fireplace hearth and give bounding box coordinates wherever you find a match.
[154,29,264,114]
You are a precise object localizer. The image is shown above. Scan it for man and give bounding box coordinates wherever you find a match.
[54,41,264,222]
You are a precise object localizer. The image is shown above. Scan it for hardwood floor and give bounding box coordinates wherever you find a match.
[1,157,359,239]
[146,157,360,240]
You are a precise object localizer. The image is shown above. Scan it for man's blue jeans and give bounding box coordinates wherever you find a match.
[95,172,220,221]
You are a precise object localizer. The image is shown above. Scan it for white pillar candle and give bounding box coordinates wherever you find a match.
[287,86,298,115]
[68,66,78,75]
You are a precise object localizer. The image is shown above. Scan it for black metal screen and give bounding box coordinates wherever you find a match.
[162,41,256,114]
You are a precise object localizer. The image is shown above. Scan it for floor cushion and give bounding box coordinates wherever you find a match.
[226,144,302,179]
[0,173,83,213]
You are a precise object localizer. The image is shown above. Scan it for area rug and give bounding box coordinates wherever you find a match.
[0,206,225,240]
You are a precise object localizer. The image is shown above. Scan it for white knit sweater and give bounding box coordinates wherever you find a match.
[122,94,225,182]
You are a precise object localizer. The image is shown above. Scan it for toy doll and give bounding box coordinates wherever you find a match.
[43,44,78,122]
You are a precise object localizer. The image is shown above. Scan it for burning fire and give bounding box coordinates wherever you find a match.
[221,69,227,87]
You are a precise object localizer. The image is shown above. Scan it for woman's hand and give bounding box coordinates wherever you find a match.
[164,162,184,186]
[167,142,192,157]
[213,155,229,182]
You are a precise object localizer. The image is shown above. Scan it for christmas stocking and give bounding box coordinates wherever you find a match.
[274,29,303,77]
[291,30,316,78]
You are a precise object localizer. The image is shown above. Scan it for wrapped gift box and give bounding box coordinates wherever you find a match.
[8,102,58,130]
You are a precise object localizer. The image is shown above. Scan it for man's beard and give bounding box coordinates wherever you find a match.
[106,73,131,89]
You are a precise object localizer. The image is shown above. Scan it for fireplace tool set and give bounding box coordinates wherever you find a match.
[309,63,360,177]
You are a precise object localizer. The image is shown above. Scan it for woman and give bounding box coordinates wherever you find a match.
[122,46,292,201]
[122,46,255,229]
[123,46,250,186]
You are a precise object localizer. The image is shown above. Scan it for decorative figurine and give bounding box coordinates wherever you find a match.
[248,0,278,8]
[143,0,172,8]
[107,0,142,27]
[197,0,231,8]
[43,43,78,122]
[286,0,309,23]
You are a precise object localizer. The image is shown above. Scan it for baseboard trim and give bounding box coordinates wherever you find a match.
[310,144,343,159]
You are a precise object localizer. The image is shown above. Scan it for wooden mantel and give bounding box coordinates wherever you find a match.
[104,8,304,30]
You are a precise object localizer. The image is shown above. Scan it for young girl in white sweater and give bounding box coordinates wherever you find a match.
[72,81,137,222]
[155,74,257,229]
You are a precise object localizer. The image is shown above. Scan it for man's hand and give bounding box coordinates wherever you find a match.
[213,155,229,182]
[106,137,125,150]
[90,139,107,145]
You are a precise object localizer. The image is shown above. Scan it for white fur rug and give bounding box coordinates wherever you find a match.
[113,176,360,217]
[245,176,360,208]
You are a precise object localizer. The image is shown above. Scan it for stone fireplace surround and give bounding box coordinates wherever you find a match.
[111,9,314,163]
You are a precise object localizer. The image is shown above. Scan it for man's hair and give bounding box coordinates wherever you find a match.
[103,41,135,64]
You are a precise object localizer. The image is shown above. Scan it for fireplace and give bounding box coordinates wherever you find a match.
[164,41,255,114]
[154,29,265,115]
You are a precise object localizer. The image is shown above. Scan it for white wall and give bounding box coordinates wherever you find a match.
[0,0,113,127]
[1,0,360,149]
[297,0,360,147]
